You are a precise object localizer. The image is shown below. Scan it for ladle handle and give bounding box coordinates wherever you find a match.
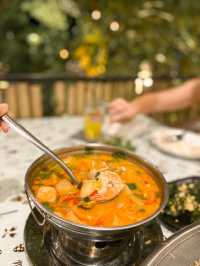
[1,114,79,186]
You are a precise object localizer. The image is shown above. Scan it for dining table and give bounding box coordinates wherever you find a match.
[1,114,200,266]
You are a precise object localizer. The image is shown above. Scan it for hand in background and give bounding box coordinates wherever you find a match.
[0,103,9,133]
[109,98,138,123]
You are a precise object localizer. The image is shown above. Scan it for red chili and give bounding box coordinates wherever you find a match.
[60,192,79,202]
[90,190,98,197]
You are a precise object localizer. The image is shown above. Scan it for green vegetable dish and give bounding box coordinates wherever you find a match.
[161,177,200,231]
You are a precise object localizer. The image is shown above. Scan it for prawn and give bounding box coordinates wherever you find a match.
[80,170,124,203]
[91,170,124,202]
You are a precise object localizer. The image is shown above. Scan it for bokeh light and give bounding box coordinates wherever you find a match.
[155,53,166,63]
[0,80,9,90]
[135,78,144,95]
[143,77,153,87]
[110,21,120,31]
[27,33,41,45]
[91,10,101,20]
[59,49,70,60]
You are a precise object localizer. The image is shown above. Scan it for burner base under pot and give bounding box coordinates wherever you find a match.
[45,228,142,266]
[24,211,163,266]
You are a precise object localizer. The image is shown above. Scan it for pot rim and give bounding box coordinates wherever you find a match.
[25,143,168,233]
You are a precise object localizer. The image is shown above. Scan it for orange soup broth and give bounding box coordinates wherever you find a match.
[31,153,161,227]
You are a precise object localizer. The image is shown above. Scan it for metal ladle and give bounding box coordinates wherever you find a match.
[1,114,80,187]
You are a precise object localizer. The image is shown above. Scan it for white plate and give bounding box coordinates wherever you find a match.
[151,128,200,159]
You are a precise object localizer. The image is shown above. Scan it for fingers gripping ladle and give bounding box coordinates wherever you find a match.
[1,114,80,187]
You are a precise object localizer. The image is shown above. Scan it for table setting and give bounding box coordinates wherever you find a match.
[1,0,200,265]
[1,114,200,266]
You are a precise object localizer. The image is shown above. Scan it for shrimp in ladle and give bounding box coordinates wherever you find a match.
[80,168,124,204]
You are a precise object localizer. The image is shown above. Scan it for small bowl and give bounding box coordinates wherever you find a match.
[160,176,200,232]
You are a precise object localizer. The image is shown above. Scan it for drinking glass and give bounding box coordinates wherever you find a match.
[84,103,105,141]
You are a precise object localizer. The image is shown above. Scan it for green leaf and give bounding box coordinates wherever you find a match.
[103,137,135,151]
[127,183,137,190]
[95,171,100,178]
[83,196,91,202]
[84,146,94,154]
[43,202,53,211]
[39,171,52,179]
[78,198,95,209]
[112,151,127,159]
[133,193,146,200]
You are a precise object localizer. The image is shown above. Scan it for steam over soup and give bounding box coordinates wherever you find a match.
[31,152,162,227]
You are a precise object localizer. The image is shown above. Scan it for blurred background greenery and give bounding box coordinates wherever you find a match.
[0,0,200,77]
[1,0,200,128]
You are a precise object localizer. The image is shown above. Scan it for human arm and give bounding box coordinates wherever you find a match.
[0,103,9,132]
[109,78,200,122]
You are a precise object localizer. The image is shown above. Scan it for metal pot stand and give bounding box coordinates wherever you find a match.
[24,211,163,266]
[24,144,168,266]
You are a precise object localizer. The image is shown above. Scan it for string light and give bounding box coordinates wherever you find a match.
[0,81,9,90]
[27,33,41,45]
[91,10,101,20]
[110,21,120,31]
[155,53,166,63]
[59,49,69,60]
[143,77,153,87]
[138,70,151,79]
[137,61,153,89]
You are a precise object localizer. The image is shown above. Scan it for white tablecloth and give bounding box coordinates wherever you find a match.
[1,115,200,266]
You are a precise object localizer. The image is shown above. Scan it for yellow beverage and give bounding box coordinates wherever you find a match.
[84,110,103,140]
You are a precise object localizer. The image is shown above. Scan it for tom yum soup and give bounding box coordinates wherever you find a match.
[30,151,162,227]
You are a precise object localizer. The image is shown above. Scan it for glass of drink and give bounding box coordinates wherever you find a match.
[84,103,105,141]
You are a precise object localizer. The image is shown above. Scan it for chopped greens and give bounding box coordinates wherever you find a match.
[95,171,100,178]
[133,193,146,200]
[127,183,137,190]
[103,137,135,151]
[84,146,94,154]
[39,171,52,179]
[164,180,200,223]
[43,202,53,211]
[78,197,95,209]
[112,151,127,159]
[83,196,91,202]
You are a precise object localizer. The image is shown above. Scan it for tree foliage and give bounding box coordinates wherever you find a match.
[0,0,200,76]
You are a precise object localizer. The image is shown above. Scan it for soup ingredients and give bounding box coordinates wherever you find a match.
[127,183,137,190]
[80,179,100,199]
[31,152,161,227]
[80,170,124,202]
[36,186,57,203]
[56,179,76,196]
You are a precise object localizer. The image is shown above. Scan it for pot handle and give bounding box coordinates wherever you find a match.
[25,191,46,227]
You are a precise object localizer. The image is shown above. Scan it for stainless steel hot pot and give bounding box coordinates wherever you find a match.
[25,144,168,265]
